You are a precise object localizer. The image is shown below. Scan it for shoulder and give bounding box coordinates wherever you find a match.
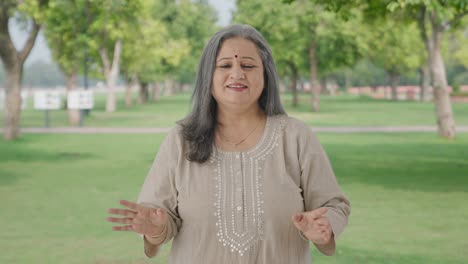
[159,123,185,151]
[283,116,311,133]
[268,114,312,137]
[278,115,323,152]
[281,115,317,139]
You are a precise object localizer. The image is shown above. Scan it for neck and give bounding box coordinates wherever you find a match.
[216,106,266,149]
[217,105,264,128]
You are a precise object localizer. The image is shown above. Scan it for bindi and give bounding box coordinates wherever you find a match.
[234,54,238,58]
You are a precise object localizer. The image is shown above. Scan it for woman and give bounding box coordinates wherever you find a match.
[107,24,351,263]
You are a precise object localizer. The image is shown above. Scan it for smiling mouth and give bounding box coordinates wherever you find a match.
[226,84,248,91]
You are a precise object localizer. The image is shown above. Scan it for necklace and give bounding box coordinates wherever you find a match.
[217,117,263,148]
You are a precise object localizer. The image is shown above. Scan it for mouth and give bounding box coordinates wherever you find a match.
[226,83,248,91]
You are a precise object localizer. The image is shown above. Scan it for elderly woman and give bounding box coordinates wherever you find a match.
[107,24,350,263]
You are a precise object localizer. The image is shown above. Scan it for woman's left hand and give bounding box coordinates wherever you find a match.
[291,207,333,245]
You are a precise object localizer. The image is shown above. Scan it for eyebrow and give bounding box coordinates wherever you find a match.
[217,56,257,62]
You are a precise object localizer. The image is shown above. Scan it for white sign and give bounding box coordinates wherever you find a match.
[0,90,29,110]
[68,90,94,109]
[34,90,62,110]
[21,91,28,109]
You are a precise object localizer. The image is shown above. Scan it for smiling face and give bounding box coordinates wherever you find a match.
[211,37,264,113]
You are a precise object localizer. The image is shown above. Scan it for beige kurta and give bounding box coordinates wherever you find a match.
[137,114,351,264]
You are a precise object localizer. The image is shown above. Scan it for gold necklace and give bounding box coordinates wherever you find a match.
[217,118,263,148]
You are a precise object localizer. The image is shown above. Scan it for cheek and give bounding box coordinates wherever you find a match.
[253,73,264,92]
[212,71,226,86]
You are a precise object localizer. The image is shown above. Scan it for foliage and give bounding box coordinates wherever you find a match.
[235,0,367,81]
[157,0,219,84]
[347,59,388,87]
[449,23,468,69]
[43,0,88,75]
[120,0,189,84]
[366,18,423,77]
[119,0,218,85]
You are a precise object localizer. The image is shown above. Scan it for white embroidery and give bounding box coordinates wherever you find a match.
[212,115,286,256]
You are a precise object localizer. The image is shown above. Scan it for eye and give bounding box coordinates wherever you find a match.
[242,65,256,69]
[218,64,232,68]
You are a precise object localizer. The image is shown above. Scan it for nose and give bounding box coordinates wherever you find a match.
[230,64,245,79]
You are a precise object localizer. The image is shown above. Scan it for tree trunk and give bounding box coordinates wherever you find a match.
[430,28,456,139]
[320,77,327,95]
[309,39,320,112]
[124,84,133,107]
[418,8,455,138]
[99,39,122,113]
[417,7,433,102]
[164,78,174,96]
[174,81,181,94]
[329,79,338,96]
[0,14,40,140]
[290,77,298,108]
[152,82,160,102]
[3,66,22,139]
[65,72,80,126]
[288,62,298,107]
[125,74,136,107]
[389,71,400,101]
[344,69,351,91]
[139,82,149,104]
[419,65,431,101]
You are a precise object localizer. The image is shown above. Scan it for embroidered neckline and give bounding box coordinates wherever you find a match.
[214,115,271,156]
[211,115,287,256]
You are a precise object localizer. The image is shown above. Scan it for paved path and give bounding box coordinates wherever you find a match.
[8,126,468,134]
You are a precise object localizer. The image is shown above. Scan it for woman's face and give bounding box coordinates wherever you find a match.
[211,37,264,112]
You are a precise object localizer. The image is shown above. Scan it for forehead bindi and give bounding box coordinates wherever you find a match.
[217,38,260,61]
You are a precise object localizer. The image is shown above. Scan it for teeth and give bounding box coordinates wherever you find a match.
[228,85,247,88]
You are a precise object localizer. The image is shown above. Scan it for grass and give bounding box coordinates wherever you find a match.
[1,133,468,263]
[3,92,468,128]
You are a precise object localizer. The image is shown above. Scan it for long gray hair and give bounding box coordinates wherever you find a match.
[180,24,285,163]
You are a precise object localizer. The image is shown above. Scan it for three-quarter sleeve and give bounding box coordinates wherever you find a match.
[298,130,351,240]
[137,128,182,244]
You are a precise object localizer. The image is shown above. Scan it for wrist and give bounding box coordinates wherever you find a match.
[144,223,168,245]
[148,223,167,238]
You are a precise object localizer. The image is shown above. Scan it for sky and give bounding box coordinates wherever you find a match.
[9,0,235,66]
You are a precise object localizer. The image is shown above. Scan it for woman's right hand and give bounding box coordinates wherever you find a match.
[107,200,168,238]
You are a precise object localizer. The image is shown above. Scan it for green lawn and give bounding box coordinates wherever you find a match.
[1,133,467,263]
[5,92,468,128]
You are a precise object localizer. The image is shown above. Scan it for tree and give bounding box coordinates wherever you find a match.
[86,0,142,112]
[120,0,192,104]
[237,0,366,111]
[374,0,468,138]
[287,0,467,138]
[169,0,218,86]
[151,0,218,94]
[0,0,49,140]
[366,19,422,100]
[44,0,88,126]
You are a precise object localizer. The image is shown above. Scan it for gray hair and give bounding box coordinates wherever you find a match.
[180,24,286,163]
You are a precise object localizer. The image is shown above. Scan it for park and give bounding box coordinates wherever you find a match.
[1,0,468,264]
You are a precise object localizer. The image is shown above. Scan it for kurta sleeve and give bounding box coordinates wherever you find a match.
[298,129,351,240]
[137,127,182,245]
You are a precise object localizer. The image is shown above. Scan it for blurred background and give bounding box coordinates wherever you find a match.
[1,0,467,263]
